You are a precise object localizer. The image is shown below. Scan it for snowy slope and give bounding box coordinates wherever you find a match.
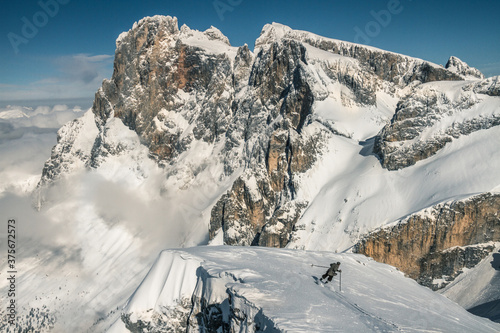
[257,22,440,67]
[107,246,500,332]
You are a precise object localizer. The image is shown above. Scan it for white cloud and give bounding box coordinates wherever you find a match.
[0,53,113,102]
[55,53,114,84]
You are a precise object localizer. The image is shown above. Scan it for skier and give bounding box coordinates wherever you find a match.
[320,262,341,283]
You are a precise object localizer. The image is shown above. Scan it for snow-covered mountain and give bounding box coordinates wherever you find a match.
[1,15,499,332]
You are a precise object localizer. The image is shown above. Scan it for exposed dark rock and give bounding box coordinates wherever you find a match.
[209,175,273,246]
[93,16,235,161]
[206,37,325,247]
[257,23,463,86]
[122,298,192,332]
[38,112,99,190]
[303,38,462,85]
[187,266,281,332]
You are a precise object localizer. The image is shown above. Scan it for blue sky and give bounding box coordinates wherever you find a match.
[1,0,499,107]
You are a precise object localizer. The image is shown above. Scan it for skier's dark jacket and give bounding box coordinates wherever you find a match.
[326,262,340,276]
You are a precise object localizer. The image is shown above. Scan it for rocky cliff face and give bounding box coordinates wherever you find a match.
[355,193,500,289]
[471,76,500,96]
[93,16,236,161]
[41,16,485,248]
[186,265,280,332]
[38,111,98,188]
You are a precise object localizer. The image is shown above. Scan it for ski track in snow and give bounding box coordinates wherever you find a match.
[315,278,402,332]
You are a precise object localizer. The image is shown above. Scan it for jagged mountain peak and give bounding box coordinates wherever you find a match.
[256,21,423,59]
[47,14,487,250]
[253,20,465,88]
[116,15,234,55]
[446,55,485,80]
[115,15,464,89]
[116,15,180,47]
[133,14,179,32]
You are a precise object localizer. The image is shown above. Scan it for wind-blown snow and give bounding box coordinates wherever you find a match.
[0,105,231,331]
[123,251,201,323]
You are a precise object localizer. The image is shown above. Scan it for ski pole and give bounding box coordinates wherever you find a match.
[311,264,329,268]
[339,270,342,292]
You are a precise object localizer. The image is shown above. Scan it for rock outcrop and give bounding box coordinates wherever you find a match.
[419,243,495,289]
[374,78,500,170]
[38,111,99,188]
[355,193,500,289]
[257,23,464,87]
[93,16,235,161]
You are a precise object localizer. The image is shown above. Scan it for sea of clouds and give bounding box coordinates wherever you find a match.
[0,104,86,195]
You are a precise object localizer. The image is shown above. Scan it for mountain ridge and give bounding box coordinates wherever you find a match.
[39,15,495,250]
